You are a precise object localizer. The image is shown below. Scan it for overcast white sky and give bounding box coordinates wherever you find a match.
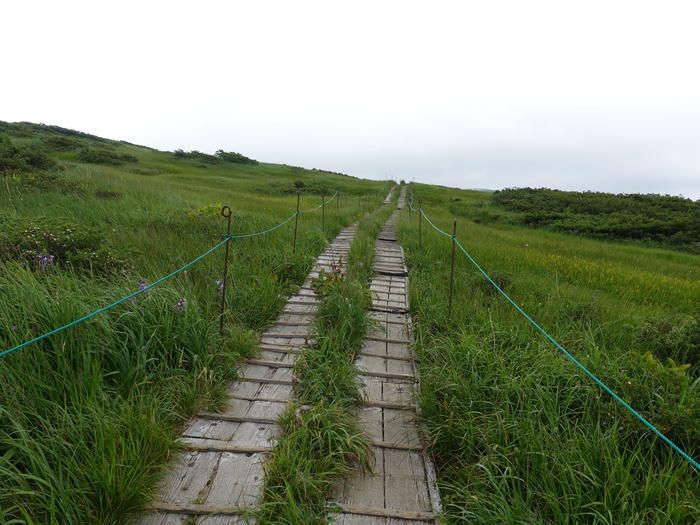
[3,1,699,198]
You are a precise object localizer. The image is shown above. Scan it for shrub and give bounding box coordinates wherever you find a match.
[186,203,225,220]
[8,172,83,194]
[0,135,57,173]
[42,136,81,151]
[77,147,138,165]
[0,215,131,274]
[94,190,123,200]
[215,149,258,165]
[639,314,700,375]
[172,149,219,163]
[491,187,700,252]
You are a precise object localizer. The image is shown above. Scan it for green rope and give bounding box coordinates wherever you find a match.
[298,191,338,214]
[0,237,229,358]
[416,206,699,471]
[228,211,299,239]
[1,203,328,358]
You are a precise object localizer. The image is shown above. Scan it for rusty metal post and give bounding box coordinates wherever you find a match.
[321,191,325,232]
[448,220,457,318]
[293,191,300,251]
[418,200,423,249]
[219,205,233,334]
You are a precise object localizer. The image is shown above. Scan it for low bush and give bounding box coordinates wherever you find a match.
[172,149,219,163]
[6,172,83,194]
[0,135,57,173]
[215,149,258,165]
[42,135,81,151]
[0,215,131,274]
[639,314,700,376]
[78,147,138,165]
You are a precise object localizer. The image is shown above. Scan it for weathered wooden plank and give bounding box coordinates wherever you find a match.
[183,438,270,454]
[228,380,293,400]
[153,451,220,504]
[383,409,421,447]
[338,504,434,521]
[332,515,433,525]
[217,398,288,419]
[206,452,266,506]
[148,502,250,516]
[198,413,277,425]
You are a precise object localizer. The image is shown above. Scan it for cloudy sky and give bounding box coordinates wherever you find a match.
[3,1,699,198]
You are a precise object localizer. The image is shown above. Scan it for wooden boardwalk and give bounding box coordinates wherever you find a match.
[331,187,442,524]
[138,225,357,525]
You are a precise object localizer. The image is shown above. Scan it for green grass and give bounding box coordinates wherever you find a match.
[256,204,394,523]
[0,122,390,524]
[401,183,699,524]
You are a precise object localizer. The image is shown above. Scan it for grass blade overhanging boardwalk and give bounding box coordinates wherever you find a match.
[254,193,396,523]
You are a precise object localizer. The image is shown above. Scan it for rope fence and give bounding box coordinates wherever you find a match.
[406,196,699,471]
[1,191,350,359]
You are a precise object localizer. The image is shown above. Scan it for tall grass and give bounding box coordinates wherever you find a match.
[400,184,699,524]
[0,126,391,524]
[256,204,394,523]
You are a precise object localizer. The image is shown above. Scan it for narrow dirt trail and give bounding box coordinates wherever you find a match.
[139,225,357,525]
[331,187,442,524]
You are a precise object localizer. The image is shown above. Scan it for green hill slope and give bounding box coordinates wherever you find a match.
[0,121,390,524]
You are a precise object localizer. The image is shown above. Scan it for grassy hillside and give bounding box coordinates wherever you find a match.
[400,183,699,523]
[0,121,391,524]
[447,187,700,253]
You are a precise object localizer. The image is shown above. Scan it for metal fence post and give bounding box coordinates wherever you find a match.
[448,219,457,318]
[418,200,423,248]
[293,191,300,251]
[219,205,233,335]
[321,191,325,232]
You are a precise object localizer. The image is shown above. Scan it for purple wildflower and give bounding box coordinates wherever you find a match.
[215,279,224,295]
[11,325,17,330]
[130,280,149,303]
[173,298,187,311]
[36,253,55,270]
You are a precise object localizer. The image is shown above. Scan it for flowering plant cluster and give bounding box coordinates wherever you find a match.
[35,252,55,270]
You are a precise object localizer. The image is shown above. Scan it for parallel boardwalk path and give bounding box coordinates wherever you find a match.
[332,187,442,524]
[139,225,357,525]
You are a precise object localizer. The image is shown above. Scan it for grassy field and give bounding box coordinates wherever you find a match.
[399,183,699,524]
[0,122,390,524]
[2,121,698,524]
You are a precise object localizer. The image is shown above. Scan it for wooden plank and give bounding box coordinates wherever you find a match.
[240,376,294,385]
[364,399,413,410]
[360,370,415,381]
[198,413,278,425]
[153,452,220,504]
[245,359,294,369]
[370,306,409,314]
[261,332,315,340]
[366,335,412,345]
[206,452,266,507]
[148,503,250,516]
[337,504,435,521]
[370,440,422,451]
[230,395,292,404]
[358,350,412,362]
[184,441,271,454]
